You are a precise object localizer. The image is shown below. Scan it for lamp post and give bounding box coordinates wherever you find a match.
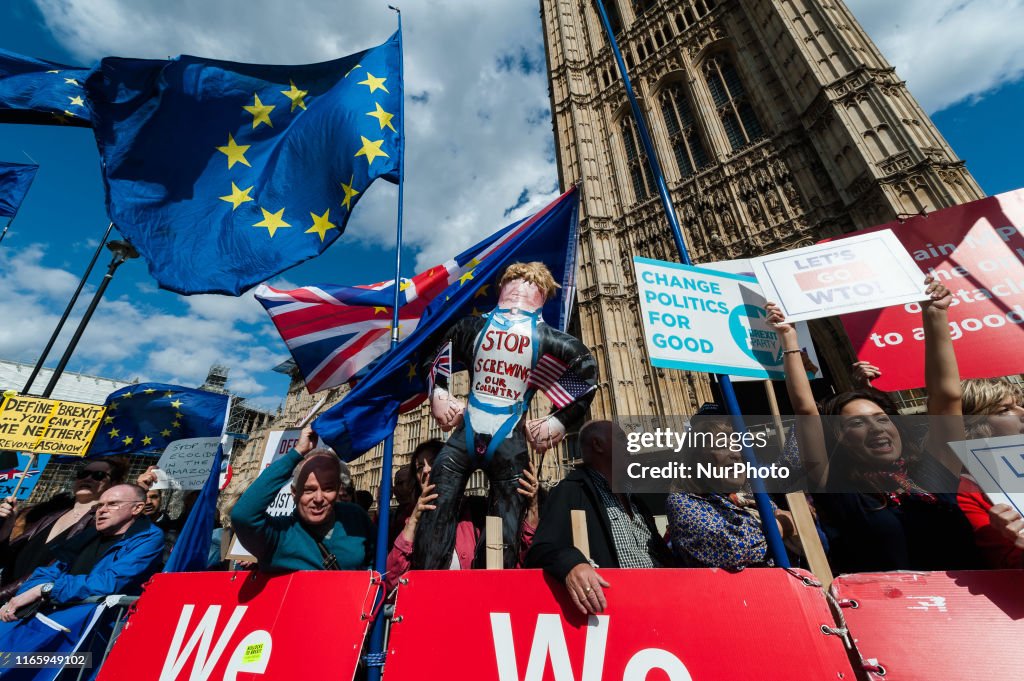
[41,240,139,398]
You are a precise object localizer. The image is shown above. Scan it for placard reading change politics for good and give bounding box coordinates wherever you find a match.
[634,257,791,378]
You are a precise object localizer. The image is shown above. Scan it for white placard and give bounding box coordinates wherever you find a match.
[701,258,823,382]
[635,257,792,379]
[228,428,302,562]
[948,434,1024,516]
[750,230,927,322]
[151,437,221,490]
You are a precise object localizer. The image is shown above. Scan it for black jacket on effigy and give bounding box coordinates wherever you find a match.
[422,313,598,429]
[526,468,672,581]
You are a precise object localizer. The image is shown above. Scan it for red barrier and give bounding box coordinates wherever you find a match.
[98,570,379,681]
[386,568,855,680]
[831,570,1024,680]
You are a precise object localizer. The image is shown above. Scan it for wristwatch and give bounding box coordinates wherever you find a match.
[40,583,54,601]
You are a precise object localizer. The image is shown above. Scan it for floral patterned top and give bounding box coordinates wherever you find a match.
[666,492,777,569]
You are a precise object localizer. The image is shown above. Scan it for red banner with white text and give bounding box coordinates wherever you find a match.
[386,568,854,680]
[98,571,379,681]
[831,570,1024,681]
[839,188,1024,390]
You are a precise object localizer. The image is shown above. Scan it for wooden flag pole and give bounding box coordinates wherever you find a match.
[765,380,834,585]
[298,396,328,429]
[485,516,504,569]
[571,509,591,560]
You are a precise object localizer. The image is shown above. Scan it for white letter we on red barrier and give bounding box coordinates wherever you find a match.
[490,613,691,681]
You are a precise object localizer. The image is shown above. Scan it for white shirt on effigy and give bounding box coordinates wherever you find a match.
[468,311,534,435]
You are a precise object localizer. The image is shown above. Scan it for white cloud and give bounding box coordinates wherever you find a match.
[0,243,288,401]
[847,0,1024,113]
[31,0,558,270]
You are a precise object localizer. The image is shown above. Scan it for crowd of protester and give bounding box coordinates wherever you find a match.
[2,273,1023,659]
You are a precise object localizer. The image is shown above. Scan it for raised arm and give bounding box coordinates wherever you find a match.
[231,426,317,561]
[920,277,965,475]
[767,303,829,490]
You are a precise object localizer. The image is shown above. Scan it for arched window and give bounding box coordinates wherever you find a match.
[703,54,764,150]
[660,83,709,177]
[600,0,623,35]
[634,0,657,16]
[621,115,655,202]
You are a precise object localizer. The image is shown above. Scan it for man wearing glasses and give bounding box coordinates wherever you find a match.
[0,483,164,623]
[0,458,126,603]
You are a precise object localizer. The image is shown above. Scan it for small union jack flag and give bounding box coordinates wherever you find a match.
[429,341,452,391]
[256,200,559,394]
[528,354,594,408]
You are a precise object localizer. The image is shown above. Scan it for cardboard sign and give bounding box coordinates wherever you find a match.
[228,428,302,561]
[840,189,1024,391]
[98,571,379,681]
[948,434,1024,516]
[0,394,105,456]
[635,257,793,378]
[0,452,51,500]
[831,571,1024,681]
[387,569,854,680]
[702,258,823,382]
[751,229,926,322]
[151,436,222,490]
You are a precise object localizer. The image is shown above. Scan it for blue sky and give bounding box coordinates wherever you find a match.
[1,0,1022,411]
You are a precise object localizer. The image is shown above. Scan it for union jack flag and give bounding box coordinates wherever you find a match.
[256,194,573,394]
[528,353,595,408]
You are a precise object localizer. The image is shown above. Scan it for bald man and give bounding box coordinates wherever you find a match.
[526,420,671,615]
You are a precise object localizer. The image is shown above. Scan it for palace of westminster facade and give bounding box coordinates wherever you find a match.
[229,0,985,499]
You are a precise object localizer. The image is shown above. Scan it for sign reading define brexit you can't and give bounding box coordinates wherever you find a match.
[634,257,792,378]
[0,393,106,456]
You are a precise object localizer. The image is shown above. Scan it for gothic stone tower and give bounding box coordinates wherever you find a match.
[539,0,983,418]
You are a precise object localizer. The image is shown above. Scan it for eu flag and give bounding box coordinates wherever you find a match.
[0,161,38,218]
[313,187,580,459]
[164,441,224,573]
[0,49,93,127]
[85,32,402,295]
[87,383,229,457]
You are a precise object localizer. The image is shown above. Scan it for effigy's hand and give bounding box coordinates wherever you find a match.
[525,417,565,452]
[430,389,465,432]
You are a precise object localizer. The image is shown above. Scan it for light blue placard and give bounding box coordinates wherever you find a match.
[0,452,52,501]
[634,257,786,378]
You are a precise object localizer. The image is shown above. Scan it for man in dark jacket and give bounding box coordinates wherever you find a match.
[0,484,163,622]
[527,420,671,615]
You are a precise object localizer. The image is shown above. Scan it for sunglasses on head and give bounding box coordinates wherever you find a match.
[76,469,111,481]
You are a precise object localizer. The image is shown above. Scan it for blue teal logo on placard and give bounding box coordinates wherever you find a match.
[728,304,781,367]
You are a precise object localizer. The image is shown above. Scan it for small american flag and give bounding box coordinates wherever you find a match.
[528,354,594,408]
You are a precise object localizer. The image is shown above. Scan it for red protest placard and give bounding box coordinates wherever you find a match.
[831,570,1024,681]
[98,571,379,681]
[839,189,1024,390]
[386,569,854,680]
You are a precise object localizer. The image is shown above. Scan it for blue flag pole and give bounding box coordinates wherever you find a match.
[366,8,404,679]
[593,1,789,567]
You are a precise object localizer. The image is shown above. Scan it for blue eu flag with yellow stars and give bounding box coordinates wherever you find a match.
[0,49,93,127]
[85,31,402,295]
[0,161,38,219]
[87,383,229,457]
